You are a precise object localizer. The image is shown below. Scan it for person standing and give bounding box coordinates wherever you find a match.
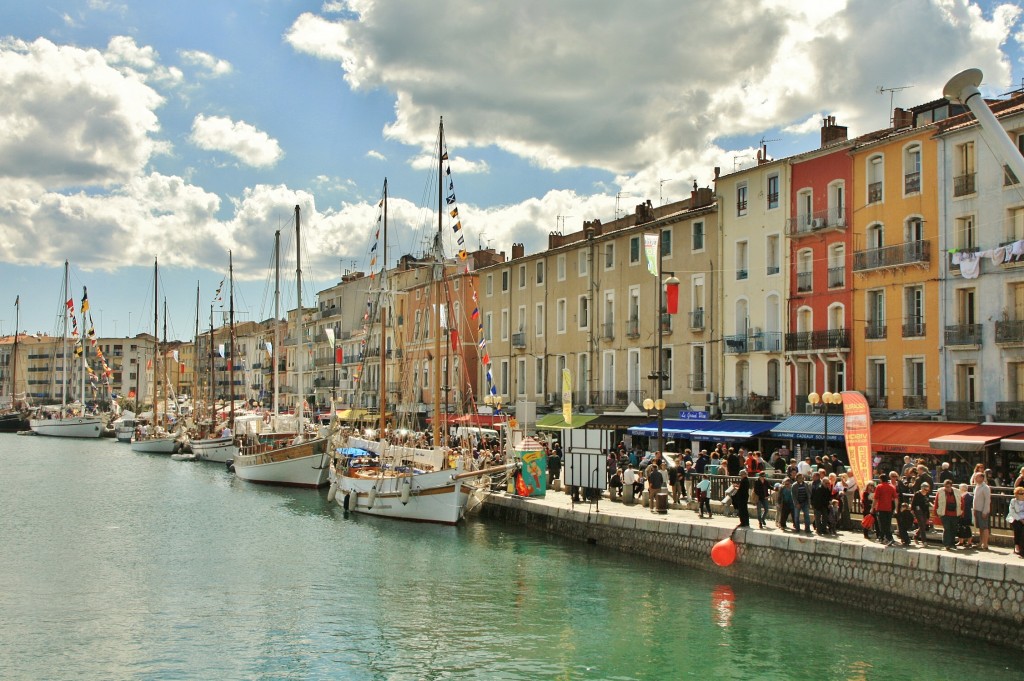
[810,471,831,535]
[753,471,771,529]
[911,483,932,544]
[732,469,750,527]
[973,471,992,550]
[697,475,713,518]
[873,475,898,545]
[1007,487,1024,557]
[647,463,665,514]
[933,479,962,551]
[622,463,637,505]
[547,448,562,486]
[792,473,811,533]
[778,479,794,530]
[861,481,877,539]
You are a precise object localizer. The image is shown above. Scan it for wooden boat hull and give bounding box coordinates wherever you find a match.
[29,416,103,438]
[333,467,470,525]
[190,436,238,463]
[233,437,330,488]
[130,436,179,454]
[0,412,30,433]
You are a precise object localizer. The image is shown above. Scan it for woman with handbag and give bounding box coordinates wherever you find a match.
[861,481,877,539]
[1007,487,1024,558]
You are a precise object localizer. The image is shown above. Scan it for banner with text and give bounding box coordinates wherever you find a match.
[841,391,873,488]
[561,368,572,427]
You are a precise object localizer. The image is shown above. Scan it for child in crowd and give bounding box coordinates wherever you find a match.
[896,502,915,546]
[826,499,841,536]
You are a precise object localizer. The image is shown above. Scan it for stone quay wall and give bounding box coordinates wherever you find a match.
[480,494,1024,651]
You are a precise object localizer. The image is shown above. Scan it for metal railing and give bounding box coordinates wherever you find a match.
[904,171,920,194]
[749,331,783,352]
[995,320,1024,344]
[724,334,748,354]
[600,322,614,341]
[785,329,849,352]
[626,318,640,338]
[903,393,927,409]
[954,172,976,197]
[868,182,882,203]
[689,308,705,330]
[796,271,812,292]
[865,324,887,340]
[511,332,526,348]
[944,324,981,346]
[853,240,929,271]
[946,400,983,421]
[786,206,847,235]
[902,320,925,338]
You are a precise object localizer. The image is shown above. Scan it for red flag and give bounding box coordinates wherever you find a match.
[335,347,344,363]
[450,329,459,351]
[146,359,152,369]
[179,364,185,373]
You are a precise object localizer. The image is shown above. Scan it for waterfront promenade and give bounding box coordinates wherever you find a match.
[480,486,1024,650]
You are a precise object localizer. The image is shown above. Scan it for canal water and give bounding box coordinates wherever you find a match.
[0,435,1019,680]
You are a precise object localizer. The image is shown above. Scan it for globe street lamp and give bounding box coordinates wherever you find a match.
[643,397,668,455]
[807,390,843,459]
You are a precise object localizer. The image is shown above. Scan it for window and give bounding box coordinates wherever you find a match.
[867,154,884,204]
[604,242,615,269]
[516,359,526,397]
[557,254,566,281]
[828,244,845,288]
[1006,133,1024,185]
[905,358,926,406]
[501,270,509,292]
[954,141,976,197]
[690,345,706,392]
[736,183,748,216]
[735,359,749,396]
[499,360,509,395]
[535,357,545,395]
[904,143,922,195]
[556,299,566,333]
[797,189,813,230]
[735,241,748,280]
[1007,207,1024,244]
[535,303,544,337]
[692,221,704,252]
[518,264,526,289]
[767,174,779,209]
[906,217,924,244]
[602,351,615,393]
[956,288,976,325]
[828,181,846,226]
[516,305,526,335]
[766,234,780,275]
[536,259,545,285]
[796,249,813,293]
[661,228,672,258]
[660,347,673,392]
[629,235,641,264]
[867,223,884,250]
[767,359,780,399]
[578,249,588,277]
[867,358,887,407]
[485,274,493,296]
[956,363,977,403]
[903,286,924,337]
[955,216,976,250]
[484,312,493,342]
[867,290,886,339]
[578,295,589,330]
[603,291,615,339]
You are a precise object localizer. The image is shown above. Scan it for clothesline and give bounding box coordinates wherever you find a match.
[948,239,1024,279]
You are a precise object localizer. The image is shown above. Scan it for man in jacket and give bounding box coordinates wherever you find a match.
[873,476,899,545]
[732,469,750,527]
[934,478,963,550]
[792,473,811,532]
[810,471,832,535]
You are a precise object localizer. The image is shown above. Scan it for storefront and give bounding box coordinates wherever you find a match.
[685,420,782,453]
[769,414,847,463]
[929,424,1024,484]
[870,420,976,477]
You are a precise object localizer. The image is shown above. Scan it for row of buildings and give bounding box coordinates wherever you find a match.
[5,87,1024,460]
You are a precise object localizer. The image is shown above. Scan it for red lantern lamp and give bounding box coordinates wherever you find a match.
[664,275,681,315]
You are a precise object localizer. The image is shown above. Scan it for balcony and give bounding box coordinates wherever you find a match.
[865,390,888,408]
[724,334,748,354]
[387,381,402,393]
[786,206,848,236]
[902,320,925,338]
[946,400,983,421]
[600,322,614,341]
[784,329,849,352]
[865,324,887,340]
[737,199,747,215]
[767,264,780,275]
[796,271,812,293]
[660,313,672,335]
[511,332,526,348]
[724,395,773,415]
[868,182,882,204]
[953,172,976,197]
[736,268,748,280]
[319,306,342,320]
[688,373,706,392]
[904,171,921,194]
[996,402,1024,422]
[313,356,336,367]
[588,390,644,408]
[903,393,927,409]
[625,318,640,338]
[689,308,705,330]
[944,324,981,347]
[995,320,1024,344]
[828,266,845,288]
[749,331,783,352]
[853,240,929,271]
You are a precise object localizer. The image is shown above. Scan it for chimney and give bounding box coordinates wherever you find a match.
[511,243,524,260]
[820,115,848,147]
[548,231,565,249]
[757,144,769,164]
[690,180,698,206]
[893,108,913,129]
[694,187,713,208]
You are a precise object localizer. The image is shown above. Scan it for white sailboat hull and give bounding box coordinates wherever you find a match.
[29,416,103,438]
[334,468,470,525]
[190,436,238,463]
[233,437,330,488]
[130,437,179,454]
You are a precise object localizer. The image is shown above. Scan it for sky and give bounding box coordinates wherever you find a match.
[1,0,1023,341]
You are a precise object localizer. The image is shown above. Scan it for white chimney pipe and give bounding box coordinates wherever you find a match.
[943,68,1024,184]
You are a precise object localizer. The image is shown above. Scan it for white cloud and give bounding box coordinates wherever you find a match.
[366,149,386,161]
[190,114,283,168]
[0,37,165,189]
[179,49,233,77]
[287,0,1017,197]
[409,152,488,175]
[104,36,182,85]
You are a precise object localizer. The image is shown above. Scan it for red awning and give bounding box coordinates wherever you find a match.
[427,413,508,427]
[928,424,1024,452]
[871,421,976,456]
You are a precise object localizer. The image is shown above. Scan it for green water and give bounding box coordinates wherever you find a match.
[0,435,1019,680]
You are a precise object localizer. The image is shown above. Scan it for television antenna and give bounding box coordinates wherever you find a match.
[877,84,913,125]
[659,179,674,205]
[614,192,632,220]
[556,215,572,232]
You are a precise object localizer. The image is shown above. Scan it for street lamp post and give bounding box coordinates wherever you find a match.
[484,393,505,463]
[807,391,843,458]
[644,230,680,457]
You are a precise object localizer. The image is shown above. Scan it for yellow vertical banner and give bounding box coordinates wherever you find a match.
[561,368,572,427]
[841,391,873,488]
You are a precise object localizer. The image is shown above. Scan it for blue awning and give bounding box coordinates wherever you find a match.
[687,420,781,442]
[770,414,846,441]
[628,418,713,437]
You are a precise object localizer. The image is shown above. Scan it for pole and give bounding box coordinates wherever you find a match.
[656,233,664,455]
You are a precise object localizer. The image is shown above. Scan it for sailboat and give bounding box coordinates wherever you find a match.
[0,295,30,433]
[131,258,181,454]
[190,262,240,463]
[231,206,330,488]
[29,261,103,438]
[330,127,511,524]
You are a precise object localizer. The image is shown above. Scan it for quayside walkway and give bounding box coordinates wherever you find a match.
[478,488,1024,651]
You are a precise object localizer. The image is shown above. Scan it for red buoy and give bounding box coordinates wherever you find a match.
[711,537,737,567]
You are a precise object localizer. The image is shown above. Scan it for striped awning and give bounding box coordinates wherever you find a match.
[770,414,846,441]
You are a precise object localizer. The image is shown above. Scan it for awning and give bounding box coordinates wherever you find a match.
[687,420,781,442]
[928,424,1024,451]
[581,413,654,429]
[536,413,599,430]
[1000,438,1024,451]
[335,408,370,421]
[628,418,717,437]
[448,413,509,427]
[770,414,847,441]
[872,421,976,456]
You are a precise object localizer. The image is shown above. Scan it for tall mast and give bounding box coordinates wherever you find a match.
[295,205,305,431]
[379,179,388,438]
[152,257,159,431]
[208,305,215,426]
[229,251,236,429]
[273,230,281,422]
[193,282,199,414]
[432,118,444,449]
[11,295,19,406]
[61,261,69,409]
[79,287,87,408]
[162,296,168,425]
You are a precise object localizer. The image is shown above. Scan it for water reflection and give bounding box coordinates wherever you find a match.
[711,584,735,628]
